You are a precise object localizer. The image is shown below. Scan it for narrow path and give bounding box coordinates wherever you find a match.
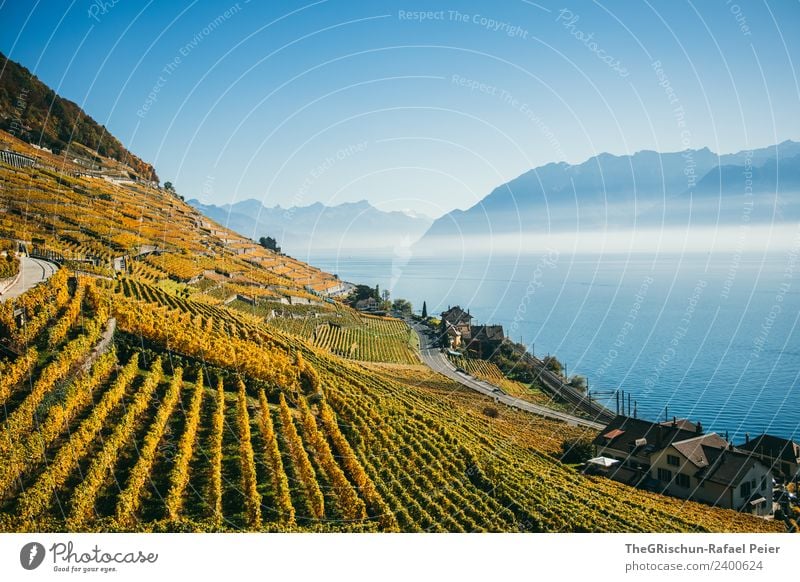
[407,320,605,431]
[0,256,58,301]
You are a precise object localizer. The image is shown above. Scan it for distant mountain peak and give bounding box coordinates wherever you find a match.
[415,139,800,248]
[189,197,433,254]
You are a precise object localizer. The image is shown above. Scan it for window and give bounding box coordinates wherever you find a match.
[740,481,752,498]
[675,473,690,488]
[657,468,672,482]
[666,454,680,467]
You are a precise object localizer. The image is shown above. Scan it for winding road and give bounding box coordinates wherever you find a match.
[408,320,605,431]
[0,256,58,301]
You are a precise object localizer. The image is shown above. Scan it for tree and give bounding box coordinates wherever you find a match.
[421,301,428,319]
[382,289,390,302]
[392,298,412,317]
[374,284,380,300]
[258,236,280,253]
[568,375,587,392]
[163,181,174,192]
[542,355,563,375]
[560,437,594,464]
[352,284,376,302]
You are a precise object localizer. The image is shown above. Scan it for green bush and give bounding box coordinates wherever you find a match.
[0,253,19,279]
[560,437,594,464]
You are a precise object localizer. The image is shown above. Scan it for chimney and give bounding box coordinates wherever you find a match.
[695,421,703,435]
[672,416,677,427]
[745,433,750,445]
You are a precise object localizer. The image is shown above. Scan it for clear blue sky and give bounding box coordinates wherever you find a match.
[2,0,799,217]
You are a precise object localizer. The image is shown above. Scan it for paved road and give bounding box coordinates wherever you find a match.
[0,256,58,301]
[408,321,605,431]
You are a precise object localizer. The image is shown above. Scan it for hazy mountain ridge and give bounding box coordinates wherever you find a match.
[188,198,433,255]
[416,141,800,247]
[693,152,800,196]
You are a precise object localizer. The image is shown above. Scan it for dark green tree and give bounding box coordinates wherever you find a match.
[560,437,594,464]
[421,301,428,319]
[352,285,376,302]
[568,375,587,392]
[258,236,280,252]
[392,299,412,316]
[542,355,563,375]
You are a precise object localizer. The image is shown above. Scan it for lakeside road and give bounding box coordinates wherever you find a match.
[407,320,605,431]
[0,256,58,301]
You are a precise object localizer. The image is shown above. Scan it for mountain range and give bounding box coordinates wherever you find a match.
[414,141,800,252]
[187,198,433,256]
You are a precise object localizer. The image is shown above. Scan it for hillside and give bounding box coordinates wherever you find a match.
[188,198,433,256]
[0,131,783,532]
[0,52,157,182]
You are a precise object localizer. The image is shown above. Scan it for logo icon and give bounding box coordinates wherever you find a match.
[20,542,46,570]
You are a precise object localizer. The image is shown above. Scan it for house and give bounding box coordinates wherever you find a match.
[697,447,773,515]
[736,434,800,482]
[594,416,774,516]
[650,433,732,504]
[467,324,505,358]
[440,306,473,341]
[592,415,701,486]
[444,323,462,349]
[355,297,378,311]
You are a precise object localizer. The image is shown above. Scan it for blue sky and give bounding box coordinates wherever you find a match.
[1,0,799,217]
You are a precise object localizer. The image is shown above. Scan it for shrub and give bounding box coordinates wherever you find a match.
[482,407,499,418]
[560,437,594,464]
[0,253,19,279]
[568,375,587,392]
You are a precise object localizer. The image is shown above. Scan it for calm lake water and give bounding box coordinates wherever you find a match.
[306,250,800,442]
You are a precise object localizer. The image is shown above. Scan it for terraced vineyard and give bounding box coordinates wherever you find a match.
[0,135,786,533]
[311,315,419,364]
[0,130,339,300]
[0,272,783,532]
[448,355,555,406]
[264,307,419,365]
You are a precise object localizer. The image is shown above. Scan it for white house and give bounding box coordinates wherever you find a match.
[594,415,774,516]
[650,433,773,516]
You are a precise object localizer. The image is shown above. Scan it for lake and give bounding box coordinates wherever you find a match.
[305,249,800,442]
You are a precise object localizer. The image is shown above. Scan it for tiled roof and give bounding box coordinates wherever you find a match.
[603,428,625,440]
[593,415,699,454]
[737,434,800,463]
[671,433,729,467]
[699,447,767,487]
[659,418,699,432]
